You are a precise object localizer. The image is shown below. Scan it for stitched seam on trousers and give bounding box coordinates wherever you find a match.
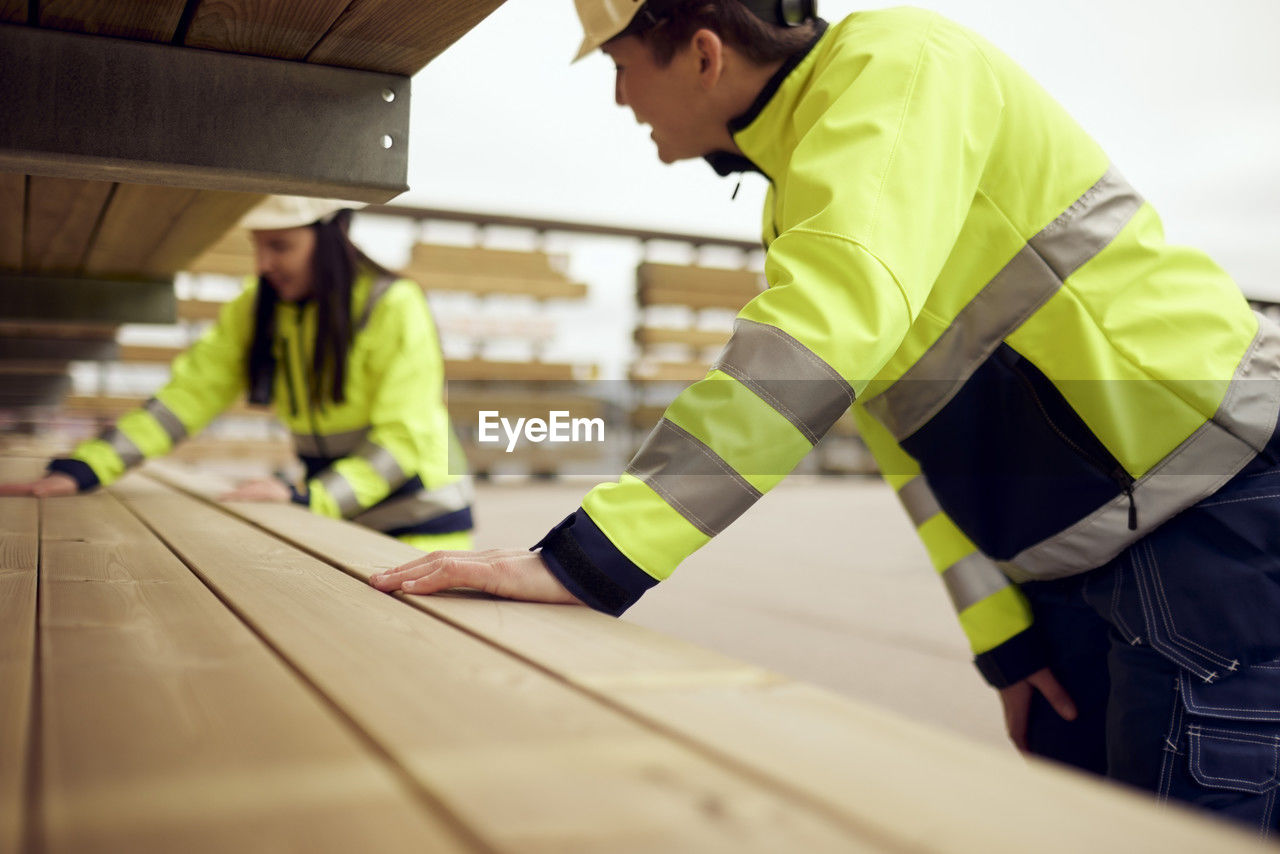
[1132,547,1217,681]
[1198,492,1280,509]
[1159,692,1185,801]
[1190,735,1276,790]
[1110,559,1140,644]
[1262,788,1276,839]
[1143,540,1239,669]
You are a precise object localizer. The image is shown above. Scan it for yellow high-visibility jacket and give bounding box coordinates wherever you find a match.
[534,9,1280,686]
[50,270,474,544]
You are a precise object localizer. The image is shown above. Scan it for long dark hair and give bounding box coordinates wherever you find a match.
[247,209,397,409]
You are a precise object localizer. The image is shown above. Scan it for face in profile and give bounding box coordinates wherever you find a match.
[251,227,317,301]
[604,34,718,164]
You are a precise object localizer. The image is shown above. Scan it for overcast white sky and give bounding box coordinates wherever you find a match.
[400,0,1280,299]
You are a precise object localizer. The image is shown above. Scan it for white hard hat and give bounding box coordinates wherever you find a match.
[572,0,649,62]
[238,195,364,231]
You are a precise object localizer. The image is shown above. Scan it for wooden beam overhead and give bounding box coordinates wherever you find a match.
[184,0,353,60]
[0,24,410,201]
[22,176,114,275]
[308,0,508,75]
[39,0,187,41]
[0,274,175,324]
[0,338,120,361]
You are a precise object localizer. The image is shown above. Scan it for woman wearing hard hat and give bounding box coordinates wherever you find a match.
[369,0,1280,835]
[1,195,474,552]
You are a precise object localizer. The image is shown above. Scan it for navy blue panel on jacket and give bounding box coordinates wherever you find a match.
[900,344,1127,560]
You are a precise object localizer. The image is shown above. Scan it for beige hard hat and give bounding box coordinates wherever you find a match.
[572,0,649,62]
[238,195,364,231]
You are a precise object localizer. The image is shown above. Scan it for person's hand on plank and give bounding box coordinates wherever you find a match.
[369,548,584,606]
[0,473,78,497]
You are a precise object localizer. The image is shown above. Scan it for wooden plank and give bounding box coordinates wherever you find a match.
[169,437,294,467]
[0,492,38,854]
[0,1,24,23]
[183,227,256,276]
[629,361,710,383]
[113,476,874,852]
[445,359,595,382]
[148,472,1279,854]
[307,0,507,75]
[0,172,23,270]
[177,299,225,322]
[185,0,351,60]
[23,177,114,275]
[39,0,186,40]
[639,262,765,295]
[641,286,759,312]
[116,344,184,363]
[0,322,117,341]
[415,271,587,300]
[83,184,200,277]
[635,326,732,350]
[411,243,566,281]
[38,491,472,853]
[144,191,264,276]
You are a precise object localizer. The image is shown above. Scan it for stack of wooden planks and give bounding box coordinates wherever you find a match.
[0,453,1271,852]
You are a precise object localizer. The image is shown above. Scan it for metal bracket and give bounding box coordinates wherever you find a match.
[0,24,410,202]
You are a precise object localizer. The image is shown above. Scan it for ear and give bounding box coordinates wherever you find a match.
[689,28,725,89]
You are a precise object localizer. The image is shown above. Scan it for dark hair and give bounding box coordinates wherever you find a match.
[247,209,398,409]
[617,1,819,67]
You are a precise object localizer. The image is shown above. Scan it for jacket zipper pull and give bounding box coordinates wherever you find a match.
[1114,468,1138,531]
[731,175,743,200]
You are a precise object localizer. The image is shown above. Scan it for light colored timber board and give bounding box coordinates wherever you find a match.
[410,270,588,300]
[116,344,185,363]
[184,0,352,60]
[444,359,596,382]
[639,285,760,312]
[23,177,114,275]
[307,0,508,75]
[629,360,710,383]
[0,492,38,854]
[113,474,875,852]
[140,466,1279,854]
[38,491,471,854]
[637,262,764,295]
[410,243,565,280]
[177,299,226,322]
[38,0,186,40]
[83,184,200,277]
[0,172,23,269]
[635,326,732,350]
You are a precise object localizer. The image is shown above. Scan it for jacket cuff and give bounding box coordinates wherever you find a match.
[974,626,1048,688]
[47,458,99,492]
[532,509,659,616]
[287,481,310,506]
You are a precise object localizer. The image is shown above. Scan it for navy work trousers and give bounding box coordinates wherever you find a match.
[1020,450,1280,839]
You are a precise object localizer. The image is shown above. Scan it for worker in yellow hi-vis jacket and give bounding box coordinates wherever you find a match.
[370,1,1280,833]
[2,196,474,552]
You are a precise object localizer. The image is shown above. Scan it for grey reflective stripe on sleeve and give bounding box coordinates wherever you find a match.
[942,553,1012,612]
[1004,313,1280,582]
[143,397,187,444]
[353,478,474,531]
[100,427,144,468]
[292,428,368,458]
[897,475,941,527]
[1028,167,1144,280]
[357,275,396,331]
[866,167,1144,442]
[712,318,855,444]
[626,419,762,538]
[355,441,409,489]
[316,470,363,517]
